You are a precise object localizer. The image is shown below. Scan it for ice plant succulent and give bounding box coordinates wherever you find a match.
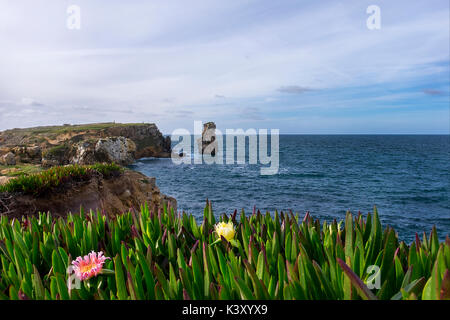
[214,221,236,241]
[0,201,448,300]
[71,251,110,281]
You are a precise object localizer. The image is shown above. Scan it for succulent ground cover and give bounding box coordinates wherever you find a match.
[0,163,123,195]
[0,198,448,300]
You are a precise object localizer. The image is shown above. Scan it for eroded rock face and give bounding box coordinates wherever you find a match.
[71,141,96,165]
[71,138,137,165]
[26,146,41,158]
[13,146,42,164]
[102,124,171,158]
[0,170,176,218]
[0,152,16,165]
[94,137,136,165]
[41,145,70,167]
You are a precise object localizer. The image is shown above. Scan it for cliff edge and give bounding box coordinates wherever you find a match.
[0,169,176,218]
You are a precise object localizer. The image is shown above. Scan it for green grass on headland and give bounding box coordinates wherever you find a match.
[2,122,150,136]
[0,202,448,300]
[0,163,123,195]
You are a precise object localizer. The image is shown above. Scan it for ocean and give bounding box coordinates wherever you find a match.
[129,135,450,242]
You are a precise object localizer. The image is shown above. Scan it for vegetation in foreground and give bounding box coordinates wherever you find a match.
[0,163,123,195]
[0,202,448,300]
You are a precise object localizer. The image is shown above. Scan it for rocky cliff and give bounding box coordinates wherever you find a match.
[0,170,176,218]
[0,123,171,167]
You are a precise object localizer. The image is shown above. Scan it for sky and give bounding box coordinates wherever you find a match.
[0,0,449,134]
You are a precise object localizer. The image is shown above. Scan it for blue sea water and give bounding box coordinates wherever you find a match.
[130,135,450,242]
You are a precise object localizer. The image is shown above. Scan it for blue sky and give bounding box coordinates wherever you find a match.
[0,0,448,133]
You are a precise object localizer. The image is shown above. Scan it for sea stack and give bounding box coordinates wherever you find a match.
[198,122,217,156]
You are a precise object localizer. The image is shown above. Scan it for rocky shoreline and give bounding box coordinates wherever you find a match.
[0,122,176,217]
[0,122,171,167]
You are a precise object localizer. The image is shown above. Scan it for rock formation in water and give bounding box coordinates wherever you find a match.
[197,122,217,157]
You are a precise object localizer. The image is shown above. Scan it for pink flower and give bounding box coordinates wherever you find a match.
[71,251,110,281]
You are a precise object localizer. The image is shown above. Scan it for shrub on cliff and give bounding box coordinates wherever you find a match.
[0,203,448,300]
[0,163,123,195]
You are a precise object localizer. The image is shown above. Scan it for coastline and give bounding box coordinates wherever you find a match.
[0,122,177,217]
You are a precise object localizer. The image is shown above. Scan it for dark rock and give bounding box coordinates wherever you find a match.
[0,152,16,165]
[198,122,217,156]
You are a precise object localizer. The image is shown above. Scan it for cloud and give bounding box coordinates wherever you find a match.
[277,86,313,94]
[239,107,265,121]
[0,1,448,133]
[20,98,44,106]
[423,89,444,96]
[164,108,195,118]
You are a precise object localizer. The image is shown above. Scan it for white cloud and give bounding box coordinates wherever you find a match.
[0,0,448,132]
